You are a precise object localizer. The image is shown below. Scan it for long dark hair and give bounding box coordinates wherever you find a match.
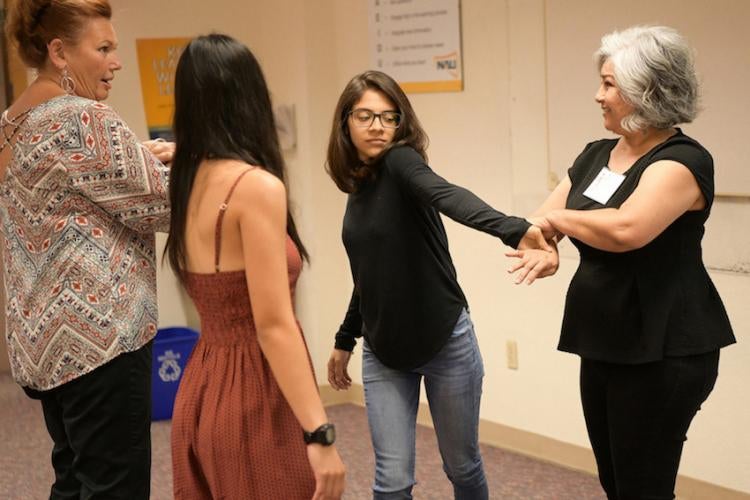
[165,33,308,281]
[326,70,429,193]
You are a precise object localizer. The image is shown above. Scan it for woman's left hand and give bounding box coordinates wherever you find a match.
[506,245,559,285]
[327,349,353,391]
[143,138,175,165]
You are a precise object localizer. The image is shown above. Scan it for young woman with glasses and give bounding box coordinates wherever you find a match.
[325,70,553,500]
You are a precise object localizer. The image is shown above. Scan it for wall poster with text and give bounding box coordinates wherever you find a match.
[369,0,463,93]
[135,37,190,139]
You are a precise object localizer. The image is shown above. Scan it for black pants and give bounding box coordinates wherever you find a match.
[580,351,719,500]
[24,343,153,500]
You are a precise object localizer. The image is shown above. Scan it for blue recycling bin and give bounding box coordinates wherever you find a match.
[151,327,199,421]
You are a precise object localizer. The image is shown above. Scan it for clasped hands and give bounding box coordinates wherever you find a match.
[142,138,176,165]
[506,216,561,285]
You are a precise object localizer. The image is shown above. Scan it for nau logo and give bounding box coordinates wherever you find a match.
[434,51,460,79]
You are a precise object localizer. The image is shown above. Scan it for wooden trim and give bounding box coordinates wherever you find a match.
[715,193,750,202]
[319,383,749,499]
[676,476,750,500]
[319,383,364,408]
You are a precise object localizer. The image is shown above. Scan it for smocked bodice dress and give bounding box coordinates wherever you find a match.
[171,171,315,499]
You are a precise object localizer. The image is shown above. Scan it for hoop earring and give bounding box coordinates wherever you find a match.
[60,68,76,95]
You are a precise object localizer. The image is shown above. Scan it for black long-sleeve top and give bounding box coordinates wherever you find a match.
[334,146,531,369]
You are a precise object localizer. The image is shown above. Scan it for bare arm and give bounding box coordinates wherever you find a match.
[545,160,703,252]
[532,175,572,218]
[238,172,326,430]
[527,175,572,240]
[238,171,344,499]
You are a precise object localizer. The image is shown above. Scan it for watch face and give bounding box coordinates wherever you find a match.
[324,426,336,443]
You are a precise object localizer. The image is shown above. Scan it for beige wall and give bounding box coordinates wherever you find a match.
[0,265,6,373]
[89,0,750,494]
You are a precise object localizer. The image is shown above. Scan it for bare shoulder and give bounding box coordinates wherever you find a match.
[205,160,284,193]
[232,165,286,215]
[237,166,285,198]
[642,159,696,182]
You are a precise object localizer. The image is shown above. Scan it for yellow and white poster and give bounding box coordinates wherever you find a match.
[368,0,463,93]
[135,37,190,139]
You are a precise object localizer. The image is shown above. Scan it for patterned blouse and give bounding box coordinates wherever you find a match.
[0,95,170,391]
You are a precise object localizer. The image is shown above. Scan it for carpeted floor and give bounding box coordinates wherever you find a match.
[0,374,604,499]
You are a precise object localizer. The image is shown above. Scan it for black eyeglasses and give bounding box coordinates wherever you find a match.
[348,108,402,129]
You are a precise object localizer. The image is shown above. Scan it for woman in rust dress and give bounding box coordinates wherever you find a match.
[165,34,345,499]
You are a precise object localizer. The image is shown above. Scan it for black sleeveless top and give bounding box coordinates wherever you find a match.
[559,130,735,363]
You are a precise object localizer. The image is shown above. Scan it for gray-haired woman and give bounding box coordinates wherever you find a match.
[508,25,735,499]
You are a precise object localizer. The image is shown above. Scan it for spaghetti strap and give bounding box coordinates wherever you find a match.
[214,168,254,272]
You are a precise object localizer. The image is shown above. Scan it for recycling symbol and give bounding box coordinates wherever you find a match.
[158,349,182,382]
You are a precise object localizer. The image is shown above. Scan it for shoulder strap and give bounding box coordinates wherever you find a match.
[0,108,31,155]
[214,168,254,272]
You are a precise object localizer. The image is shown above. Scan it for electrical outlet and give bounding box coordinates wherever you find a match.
[506,340,519,370]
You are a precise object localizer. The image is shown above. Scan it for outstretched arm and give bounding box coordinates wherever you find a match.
[388,147,550,250]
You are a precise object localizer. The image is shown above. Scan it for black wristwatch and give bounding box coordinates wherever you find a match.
[303,423,336,446]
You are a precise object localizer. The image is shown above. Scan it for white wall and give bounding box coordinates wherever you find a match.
[106,0,749,494]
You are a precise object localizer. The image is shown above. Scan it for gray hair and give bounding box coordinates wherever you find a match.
[595,25,700,132]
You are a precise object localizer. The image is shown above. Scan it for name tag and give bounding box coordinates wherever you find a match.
[583,167,625,205]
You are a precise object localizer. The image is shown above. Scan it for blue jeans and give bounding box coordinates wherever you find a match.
[362,309,488,500]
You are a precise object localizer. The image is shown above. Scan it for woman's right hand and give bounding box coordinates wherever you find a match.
[518,224,553,252]
[327,349,352,390]
[506,245,559,285]
[308,444,346,500]
[142,138,175,165]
